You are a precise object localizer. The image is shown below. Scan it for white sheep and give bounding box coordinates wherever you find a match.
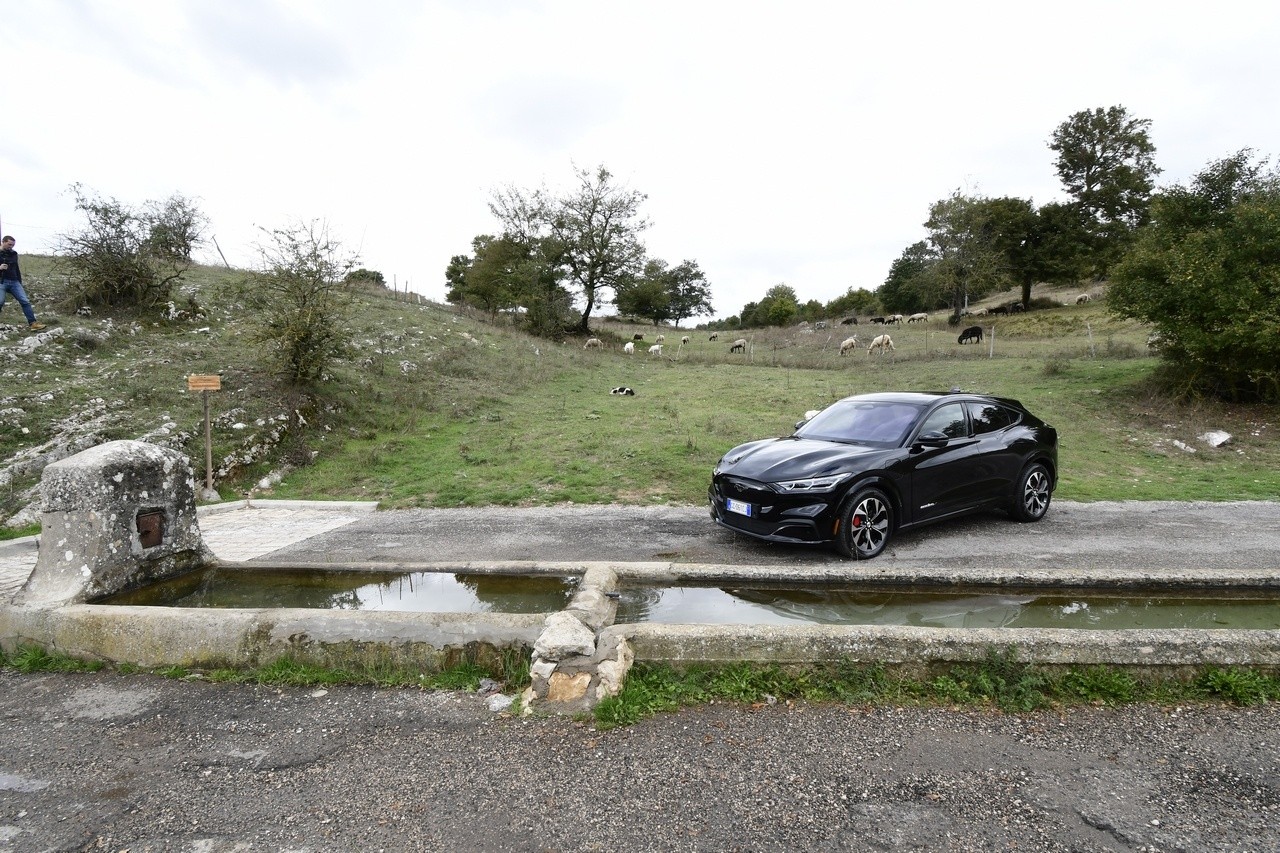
[729,338,747,353]
[839,335,861,355]
[708,332,719,341]
[583,338,603,349]
[681,335,690,345]
[648,343,663,355]
[868,333,895,355]
[907,312,928,323]
[623,341,635,354]
[1075,293,1092,304]
[655,334,665,343]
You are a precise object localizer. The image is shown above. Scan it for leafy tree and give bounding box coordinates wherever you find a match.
[741,284,800,327]
[923,191,1015,317]
[241,220,358,386]
[825,286,880,319]
[1110,150,1280,402]
[615,259,672,324]
[1050,105,1161,274]
[877,240,939,314]
[663,260,714,326]
[445,234,572,336]
[489,164,649,334]
[57,184,207,310]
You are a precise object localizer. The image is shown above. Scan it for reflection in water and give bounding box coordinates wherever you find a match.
[613,585,1280,630]
[96,567,577,613]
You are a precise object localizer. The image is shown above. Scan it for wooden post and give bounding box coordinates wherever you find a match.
[187,375,222,494]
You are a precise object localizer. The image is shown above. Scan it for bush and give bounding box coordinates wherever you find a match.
[56,185,206,311]
[1110,151,1280,402]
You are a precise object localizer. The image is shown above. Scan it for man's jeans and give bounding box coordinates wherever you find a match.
[0,279,37,324]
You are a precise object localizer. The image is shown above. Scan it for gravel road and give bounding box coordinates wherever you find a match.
[1,670,1277,852]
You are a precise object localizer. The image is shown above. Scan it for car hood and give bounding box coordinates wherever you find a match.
[717,437,885,482]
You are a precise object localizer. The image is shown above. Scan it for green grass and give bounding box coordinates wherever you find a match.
[591,654,1280,729]
[0,645,528,693]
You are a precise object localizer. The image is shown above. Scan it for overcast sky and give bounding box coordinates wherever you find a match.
[5,1,1278,321]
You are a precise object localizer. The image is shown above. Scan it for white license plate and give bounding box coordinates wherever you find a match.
[726,498,753,517]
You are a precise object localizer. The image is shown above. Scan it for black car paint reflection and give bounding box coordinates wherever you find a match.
[708,392,1058,559]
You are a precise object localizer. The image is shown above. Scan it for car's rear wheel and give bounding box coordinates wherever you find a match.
[835,487,893,559]
[1010,463,1052,522]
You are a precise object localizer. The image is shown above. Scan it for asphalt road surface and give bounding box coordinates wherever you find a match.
[259,499,1280,573]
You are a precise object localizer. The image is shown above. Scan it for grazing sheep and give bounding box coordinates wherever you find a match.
[584,338,603,349]
[648,343,663,355]
[1075,293,1092,304]
[708,332,719,341]
[729,338,747,353]
[971,308,989,317]
[989,305,1009,316]
[907,312,928,323]
[868,333,895,355]
[681,335,690,345]
[870,316,887,325]
[839,335,861,355]
[958,325,983,345]
[609,386,635,396]
[655,334,665,343]
[623,341,635,354]
[840,316,858,325]
[887,314,904,325]
[633,333,645,341]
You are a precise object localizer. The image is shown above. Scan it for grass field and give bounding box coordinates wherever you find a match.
[2,260,1277,531]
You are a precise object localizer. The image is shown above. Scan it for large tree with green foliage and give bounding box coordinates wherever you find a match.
[740,283,800,327]
[824,285,879,319]
[617,258,714,326]
[488,164,649,335]
[445,234,573,336]
[1109,150,1280,402]
[57,184,207,310]
[922,191,1017,317]
[1050,105,1161,275]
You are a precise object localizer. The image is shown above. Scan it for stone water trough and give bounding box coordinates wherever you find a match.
[2,441,1279,716]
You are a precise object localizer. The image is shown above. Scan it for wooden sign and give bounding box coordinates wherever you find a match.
[187,374,222,392]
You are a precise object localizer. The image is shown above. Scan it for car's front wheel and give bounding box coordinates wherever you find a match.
[835,486,893,559]
[1010,463,1052,522]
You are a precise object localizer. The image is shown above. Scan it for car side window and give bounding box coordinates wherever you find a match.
[918,403,968,439]
[967,402,1018,435]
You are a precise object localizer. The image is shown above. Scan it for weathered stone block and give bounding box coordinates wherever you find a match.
[16,440,212,605]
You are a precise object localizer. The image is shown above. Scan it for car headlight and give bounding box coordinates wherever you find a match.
[773,473,851,493]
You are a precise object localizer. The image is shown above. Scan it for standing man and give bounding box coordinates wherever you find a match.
[0,235,47,331]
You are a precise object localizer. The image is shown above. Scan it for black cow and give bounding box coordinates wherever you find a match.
[958,325,983,345]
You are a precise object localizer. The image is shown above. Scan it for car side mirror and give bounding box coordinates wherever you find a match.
[913,431,950,449]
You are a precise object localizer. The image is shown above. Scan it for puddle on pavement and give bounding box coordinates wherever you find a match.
[614,584,1280,630]
[94,566,578,613]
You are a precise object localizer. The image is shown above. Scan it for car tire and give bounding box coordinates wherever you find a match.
[1010,463,1052,522]
[835,486,893,559]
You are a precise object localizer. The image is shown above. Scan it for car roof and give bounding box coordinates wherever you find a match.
[837,391,1024,408]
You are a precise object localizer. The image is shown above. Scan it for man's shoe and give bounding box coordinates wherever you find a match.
[28,322,46,331]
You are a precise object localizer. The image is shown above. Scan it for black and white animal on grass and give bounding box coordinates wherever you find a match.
[610,386,635,396]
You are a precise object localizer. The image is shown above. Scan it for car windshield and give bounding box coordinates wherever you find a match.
[795,400,924,446]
